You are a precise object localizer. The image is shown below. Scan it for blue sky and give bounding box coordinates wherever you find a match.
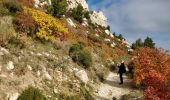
[87,0,170,50]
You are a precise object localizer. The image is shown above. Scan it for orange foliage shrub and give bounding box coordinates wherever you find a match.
[17,0,34,7]
[133,48,170,100]
[13,12,37,36]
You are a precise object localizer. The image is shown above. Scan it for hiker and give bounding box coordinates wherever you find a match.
[118,61,126,84]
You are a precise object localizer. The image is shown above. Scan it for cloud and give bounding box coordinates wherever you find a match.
[87,0,170,50]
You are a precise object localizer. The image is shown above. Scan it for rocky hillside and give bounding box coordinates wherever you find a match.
[0,0,141,100]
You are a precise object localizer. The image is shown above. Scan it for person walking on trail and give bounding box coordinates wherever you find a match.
[118,61,126,84]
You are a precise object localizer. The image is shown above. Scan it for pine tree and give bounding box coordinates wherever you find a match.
[49,0,67,18]
[72,4,84,23]
[144,37,155,48]
[131,38,144,49]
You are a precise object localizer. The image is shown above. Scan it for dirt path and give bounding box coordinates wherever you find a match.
[94,72,143,100]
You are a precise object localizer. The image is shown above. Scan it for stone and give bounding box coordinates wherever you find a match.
[128,49,134,52]
[105,30,110,35]
[111,42,116,48]
[0,74,7,78]
[53,88,58,94]
[110,34,114,38]
[37,53,42,56]
[66,18,76,27]
[37,70,41,77]
[75,70,89,84]
[8,93,19,100]
[90,11,107,27]
[67,0,89,10]
[6,61,14,70]
[73,68,79,72]
[0,47,9,54]
[95,34,99,37]
[27,65,32,71]
[43,72,52,81]
[104,39,111,42]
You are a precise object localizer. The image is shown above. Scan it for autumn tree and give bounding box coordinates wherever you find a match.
[132,48,170,100]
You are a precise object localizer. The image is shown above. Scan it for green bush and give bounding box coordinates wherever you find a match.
[84,11,90,19]
[0,6,10,16]
[69,43,92,69]
[17,86,46,100]
[8,36,25,49]
[72,4,84,23]
[48,0,67,18]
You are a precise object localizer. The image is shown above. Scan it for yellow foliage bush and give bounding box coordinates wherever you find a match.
[23,7,68,41]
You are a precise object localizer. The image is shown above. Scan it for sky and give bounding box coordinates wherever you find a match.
[87,0,170,50]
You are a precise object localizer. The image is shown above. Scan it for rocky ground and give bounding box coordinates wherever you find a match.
[94,72,143,100]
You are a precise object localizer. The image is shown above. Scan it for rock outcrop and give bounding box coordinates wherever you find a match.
[67,0,89,10]
[90,11,108,27]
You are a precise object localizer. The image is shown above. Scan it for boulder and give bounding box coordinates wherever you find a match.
[75,70,89,84]
[0,47,9,54]
[6,61,14,70]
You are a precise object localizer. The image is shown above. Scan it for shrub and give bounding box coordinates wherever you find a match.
[2,0,22,14]
[17,0,34,8]
[0,5,10,16]
[17,86,46,100]
[13,12,37,36]
[48,0,67,18]
[87,34,102,43]
[72,4,84,23]
[69,43,92,69]
[0,16,16,46]
[84,11,90,19]
[132,48,170,100]
[24,7,68,42]
[8,36,25,49]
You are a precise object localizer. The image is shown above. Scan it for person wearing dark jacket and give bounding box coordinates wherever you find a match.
[118,61,126,84]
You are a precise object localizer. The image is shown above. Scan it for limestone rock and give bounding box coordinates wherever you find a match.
[27,65,32,71]
[8,93,19,100]
[90,11,107,27]
[105,30,110,35]
[6,61,14,70]
[67,18,76,27]
[111,42,116,48]
[75,70,89,84]
[67,0,89,10]
[37,70,41,77]
[0,47,9,55]
[43,72,52,81]
[104,39,111,42]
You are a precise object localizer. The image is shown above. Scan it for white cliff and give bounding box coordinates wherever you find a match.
[90,11,108,27]
[67,0,89,10]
